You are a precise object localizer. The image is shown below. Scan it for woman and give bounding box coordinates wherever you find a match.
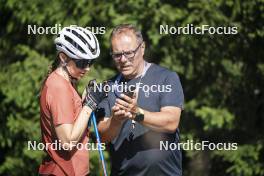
[39,26,106,175]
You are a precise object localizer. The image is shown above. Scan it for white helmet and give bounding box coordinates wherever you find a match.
[54,26,100,60]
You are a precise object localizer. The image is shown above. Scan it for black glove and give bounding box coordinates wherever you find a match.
[83,79,108,111]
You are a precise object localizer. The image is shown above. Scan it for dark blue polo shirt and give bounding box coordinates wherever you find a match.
[97,63,184,176]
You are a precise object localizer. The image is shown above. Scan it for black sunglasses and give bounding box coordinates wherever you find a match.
[72,59,95,69]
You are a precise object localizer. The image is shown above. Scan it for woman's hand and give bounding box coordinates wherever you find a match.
[83,79,108,110]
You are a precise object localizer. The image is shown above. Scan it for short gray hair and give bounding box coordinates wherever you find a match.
[110,24,143,48]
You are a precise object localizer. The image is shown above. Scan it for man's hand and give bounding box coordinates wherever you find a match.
[97,104,133,142]
[83,79,108,111]
[111,104,132,123]
[115,93,139,119]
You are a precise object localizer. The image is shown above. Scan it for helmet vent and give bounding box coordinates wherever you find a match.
[64,35,85,54]
[65,46,75,55]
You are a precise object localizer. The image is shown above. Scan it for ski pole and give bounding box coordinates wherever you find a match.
[91,112,108,176]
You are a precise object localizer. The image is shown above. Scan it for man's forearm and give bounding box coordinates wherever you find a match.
[140,108,181,133]
[98,117,124,142]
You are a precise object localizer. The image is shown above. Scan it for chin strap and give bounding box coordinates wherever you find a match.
[62,63,78,86]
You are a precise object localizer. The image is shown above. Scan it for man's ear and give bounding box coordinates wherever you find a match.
[141,41,145,48]
[141,41,145,56]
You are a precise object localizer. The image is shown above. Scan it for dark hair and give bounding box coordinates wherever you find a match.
[110,24,143,49]
[38,55,60,97]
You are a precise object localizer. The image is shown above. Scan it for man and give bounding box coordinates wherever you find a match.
[97,24,184,176]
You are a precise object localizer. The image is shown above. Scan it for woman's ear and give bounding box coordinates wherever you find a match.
[58,52,68,65]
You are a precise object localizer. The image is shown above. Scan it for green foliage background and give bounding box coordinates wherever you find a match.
[0,0,263,175]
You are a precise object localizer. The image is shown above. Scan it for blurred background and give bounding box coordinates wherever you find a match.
[0,0,263,175]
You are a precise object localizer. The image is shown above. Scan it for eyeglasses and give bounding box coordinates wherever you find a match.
[110,42,143,61]
[72,59,94,69]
